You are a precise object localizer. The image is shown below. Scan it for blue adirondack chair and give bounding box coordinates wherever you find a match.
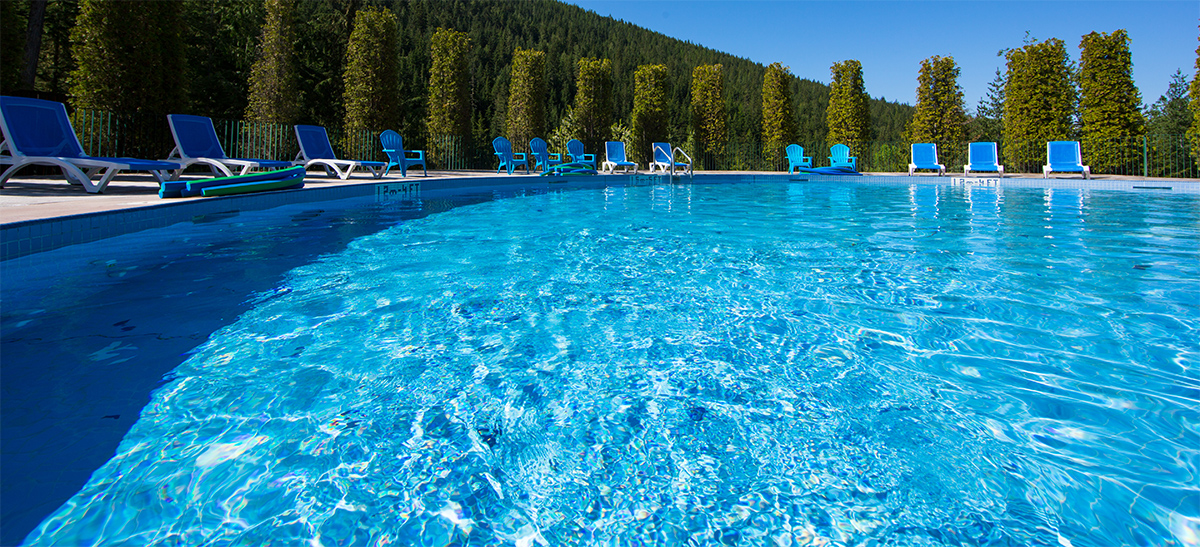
[295,125,385,179]
[650,142,692,175]
[1043,141,1090,179]
[785,144,812,173]
[567,139,595,168]
[0,95,179,193]
[829,144,857,170]
[529,137,561,172]
[167,114,292,180]
[964,142,1004,176]
[602,141,638,173]
[492,136,528,175]
[379,130,426,177]
[908,143,945,175]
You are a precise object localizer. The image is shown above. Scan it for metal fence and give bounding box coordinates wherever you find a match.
[63,107,1198,178]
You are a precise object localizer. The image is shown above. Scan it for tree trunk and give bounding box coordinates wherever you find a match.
[20,0,47,89]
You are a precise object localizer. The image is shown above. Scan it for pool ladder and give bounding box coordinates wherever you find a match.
[663,146,693,179]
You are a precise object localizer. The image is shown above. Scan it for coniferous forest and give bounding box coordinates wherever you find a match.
[0,0,913,162]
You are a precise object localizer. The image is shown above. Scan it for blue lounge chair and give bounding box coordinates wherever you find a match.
[0,96,180,193]
[829,144,857,170]
[785,144,812,173]
[1043,141,1090,179]
[908,143,945,176]
[529,137,561,172]
[379,130,426,177]
[567,139,595,168]
[964,142,1004,177]
[166,114,291,180]
[295,125,385,179]
[602,141,638,174]
[649,142,692,175]
[492,136,528,175]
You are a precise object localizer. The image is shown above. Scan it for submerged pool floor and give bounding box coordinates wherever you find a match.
[3,181,1198,546]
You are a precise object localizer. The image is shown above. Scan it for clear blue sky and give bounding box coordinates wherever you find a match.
[565,0,1198,111]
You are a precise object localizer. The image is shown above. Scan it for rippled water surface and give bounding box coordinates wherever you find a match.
[14,182,1200,546]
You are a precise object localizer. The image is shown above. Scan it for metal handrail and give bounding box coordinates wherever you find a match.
[672,146,693,177]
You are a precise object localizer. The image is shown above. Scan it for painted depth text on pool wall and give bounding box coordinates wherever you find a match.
[950,177,999,187]
[376,182,421,201]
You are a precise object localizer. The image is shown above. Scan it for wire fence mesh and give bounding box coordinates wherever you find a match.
[63,108,1199,178]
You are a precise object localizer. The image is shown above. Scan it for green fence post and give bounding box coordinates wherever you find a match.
[1142,135,1147,178]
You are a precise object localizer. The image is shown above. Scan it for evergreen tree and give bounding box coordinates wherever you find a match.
[0,1,27,93]
[1189,33,1200,168]
[426,26,471,155]
[825,60,870,148]
[343,7,400,135]
[70,0,188,114]
[905,55,967,162]
[506,47,546,155]
[572,57,613,155]
[970,68,1006,143]
[1002,38,1077,172]
[1078,30,1143,174]
[761,62,796,166]
[691,64,727,163]
[245,0,299,124]
[631,64,669,165]
[1147,70,1191,135]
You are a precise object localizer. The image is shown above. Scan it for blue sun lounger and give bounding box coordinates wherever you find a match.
[0,96,180,193]
[908,143,945,176]
[602,141,638,174]
[166,114,291,180]
[964,142,1004,176]
[294,125,385,179]
[1043,141,1090,179]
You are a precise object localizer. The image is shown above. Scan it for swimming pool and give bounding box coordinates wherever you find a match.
[3,179,1198,545]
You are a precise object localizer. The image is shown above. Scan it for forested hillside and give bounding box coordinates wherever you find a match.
[1,0,913,153]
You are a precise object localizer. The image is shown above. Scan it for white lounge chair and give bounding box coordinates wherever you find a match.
[1043,141,1090,179]
[602,141,637,174]
[294,124,384,179]
[908,143,945,176]
[166,114,291,180]
[964,142,1004,177]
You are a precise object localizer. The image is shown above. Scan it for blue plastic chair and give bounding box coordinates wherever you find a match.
[295,125,385,179]
[964,142,1004,176]
[829,144,857,170]
[492,136,528,175]
[379,130,426,177]
[529,137,561,172]
[785,144,812,173]
[602,141,638,174]
[908,143,945,175]
[650,142,691,175]
[166,114,291,180]
[567,139,595,168]
[0,95,180,193]
[1043,141,1090,179]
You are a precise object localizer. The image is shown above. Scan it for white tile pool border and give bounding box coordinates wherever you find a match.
[3,173,1197,262]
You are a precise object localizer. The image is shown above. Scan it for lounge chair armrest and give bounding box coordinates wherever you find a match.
[513,152,526,161]
[406,150,425,160]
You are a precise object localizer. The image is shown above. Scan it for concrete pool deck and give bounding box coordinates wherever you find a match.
[4,169,1197,225]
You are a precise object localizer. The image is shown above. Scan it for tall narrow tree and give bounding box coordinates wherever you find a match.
[971,68,1006,144]
[825,60,870,147]
[1188,32,1200,168]
[70,0,187,115]
[506,47,546,155]
[1002,38,1077,171]
[426,27,471,161]
[905,55,967,161]
[343,7,399,137]
[631,64,669,165]
[1079,30,1144,174]
[245,0,299,125]
[761,62,796,167]
[691,63,727,164]
[573,57,613,154]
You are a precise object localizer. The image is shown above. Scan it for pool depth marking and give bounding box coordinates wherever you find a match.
[376,181,421,202]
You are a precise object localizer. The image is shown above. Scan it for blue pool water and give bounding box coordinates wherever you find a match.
[3,181,1198,546]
